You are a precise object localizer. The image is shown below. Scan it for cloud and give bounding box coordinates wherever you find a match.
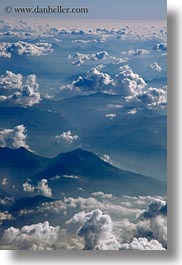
[110,57,128,65]
[111,201,167,249]
[37,179,52,197]
[0,42,11,58]
[15,195,166,224]
[2,221,60,250]
[60,65,146,97]
[0,41,53,58]
[1,178,8,186]
[114,65,146,96]
[0,70,23,90]
[0,125,29,149]
[0,71,41,107]
[70,67,114,92]
[123,49,150,56]
[55,130,79,143]
[0,211,12,223]
[153,43,167,51]
[107,104,123,109]
[1,195,167,250]
[69,51,109,67]
[138,199,167,220]
[65,199,167,250]
[100,155,113,165]
[137,86,167,108]
[50,175,80,181]
[0,20,167,41]
[68,51,126,66]
[105,114,116,120]
[22,195,142,222]
[9,41,53,56]
[44,93,54,99]
[120,237,165,250]
[22,179,52,197]
[135,199,167,248]
[91,191,113,200]
[66,209,120,250]
[128,108,137,115]
[22,180,35,193]
[0,196,14,206]
[0,20,60,38]
[62,175,80,180]
[71,34,111,45]
[72,39,97,44]
[150,62,162,72]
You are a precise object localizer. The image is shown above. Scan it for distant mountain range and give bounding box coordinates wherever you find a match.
[0,105,76,156]
[0,91,167,180]
[0,147,166,198]
[38,93,167,180]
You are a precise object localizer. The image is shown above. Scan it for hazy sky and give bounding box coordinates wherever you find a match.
[0,0,166,20]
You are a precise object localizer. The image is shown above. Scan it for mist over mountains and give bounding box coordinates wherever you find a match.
[0,18,167,250]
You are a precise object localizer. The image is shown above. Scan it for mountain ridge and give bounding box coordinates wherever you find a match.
[0,146,166,197]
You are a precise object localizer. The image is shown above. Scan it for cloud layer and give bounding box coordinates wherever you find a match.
[0,20,167,41]
[123,49,150,56]
[68,51,109,66]
[1,194,167,250]
[68,51,126,66]
[0,41,53,58]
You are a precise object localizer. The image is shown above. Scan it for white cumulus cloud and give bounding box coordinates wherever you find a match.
[22,179,52,197]
[114,65,146,96]
[0,41,53,58]
[2,221,60,250]
[135,199,167,248]
[150,62,162,72]
[0,71,41,107]
[120,237,165,250]
[72,67,114,92]
[66,209,120,250]
[1,195,167,250]
[37,179,52,197]
[68,51,126,66]
[0,211,12,223]
[137,86,167,108]
[0,125,29,149]
[22,180,35,193]
[60,65,146,97]
[69,51,109,66]
[55,130,79,143]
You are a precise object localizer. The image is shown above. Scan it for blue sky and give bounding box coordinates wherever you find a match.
[0,0,166,20]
